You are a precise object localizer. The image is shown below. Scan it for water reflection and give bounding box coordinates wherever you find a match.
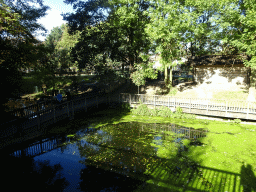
[4,122,208,191]
[2,155,69,191]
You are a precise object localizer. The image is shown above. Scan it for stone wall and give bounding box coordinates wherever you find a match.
[195,65,249,86]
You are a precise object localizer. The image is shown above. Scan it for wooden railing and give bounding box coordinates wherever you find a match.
[2,92,256,147]
[0,81,125,140]
[120,93,256,120]
[5,79,125,119]
[0,94,122,140]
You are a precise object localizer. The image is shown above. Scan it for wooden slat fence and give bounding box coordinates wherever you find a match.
[120,93,256,120]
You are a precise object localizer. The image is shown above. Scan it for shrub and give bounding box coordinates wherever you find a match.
[184,114,196,119]
[131,103,196,120]
[132,104,151,116]
[121,103,131,111]
[172,112,183,119]
[157,106,173,117]
[150,108,159,116]
[231,118,241,124]
[176,106,183,114]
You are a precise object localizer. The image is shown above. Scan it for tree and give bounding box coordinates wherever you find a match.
[32,25,67,95]
[31,24,83,95]
[130,63,157,94]
[44,24,65,51]
[62,0,112,33]
[56,24,81,73]
[209,0,256,87]
[63,0,155,87]
[0,0,49,114]
[145,0,221,88]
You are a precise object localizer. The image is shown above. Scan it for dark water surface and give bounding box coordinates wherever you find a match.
[2,122,208,191]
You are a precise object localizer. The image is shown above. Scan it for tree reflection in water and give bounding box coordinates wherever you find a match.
[76,122,205,191]
[2,155,69,191]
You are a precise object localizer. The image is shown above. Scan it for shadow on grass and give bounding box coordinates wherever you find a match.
[134,158,255,192]
[240,163,256,192]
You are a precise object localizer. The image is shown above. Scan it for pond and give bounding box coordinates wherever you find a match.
[3,122,209,191]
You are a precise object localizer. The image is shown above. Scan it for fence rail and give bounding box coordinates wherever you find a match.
[0,94,121,141]
[120,93,256,120]
[2,92,256,147]
[0,79,126,142]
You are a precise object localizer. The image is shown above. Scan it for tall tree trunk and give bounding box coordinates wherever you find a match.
[169,67,173,87]
[164,66,169,85]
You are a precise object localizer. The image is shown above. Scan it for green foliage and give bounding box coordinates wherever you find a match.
[121,103,131,111]
[0,0,49,111]
[130,70,145,87]
[157,106,173,118]
[132,104,151,116]
[168,87,178,96]
[150,108,159,117]
[32,24,82,94]
[130,63,158,94]
[176,106,183,114]
[231,118,242,124]
[64,0,152,84]
[131,103,196,120]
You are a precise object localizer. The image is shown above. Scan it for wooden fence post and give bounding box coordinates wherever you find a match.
[129,94,131,106]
